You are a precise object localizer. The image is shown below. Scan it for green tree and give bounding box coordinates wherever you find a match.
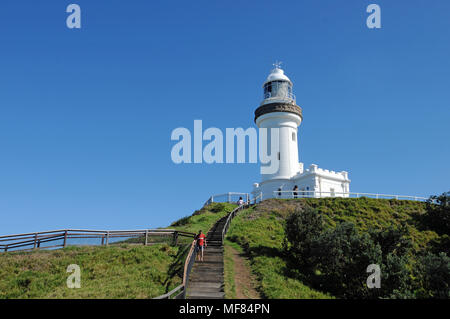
[418,252,450,299]
[284,207,324,271]
[314,222,382,298]
[425,191,450,236]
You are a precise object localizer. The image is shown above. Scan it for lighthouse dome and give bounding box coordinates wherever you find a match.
[262,65,295,104]
[264,67,292,85]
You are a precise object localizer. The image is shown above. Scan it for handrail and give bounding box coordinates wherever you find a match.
[152,284,184,299]
[273,190,428,201]
[153,238,198,299]
[0,229,196,253]
[153,238,198,300]
[221,204,248,244]
[154,201,238,300]
[154,204,248,299]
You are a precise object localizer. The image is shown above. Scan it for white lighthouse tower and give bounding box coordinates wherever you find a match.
[252,64,351,199]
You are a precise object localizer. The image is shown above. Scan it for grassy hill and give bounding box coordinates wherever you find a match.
[1,198,447,299]
[0,244,181,298]
[0,202,235,299]
[226,197,448,299]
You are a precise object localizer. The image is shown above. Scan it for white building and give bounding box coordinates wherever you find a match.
[252,65,351,199]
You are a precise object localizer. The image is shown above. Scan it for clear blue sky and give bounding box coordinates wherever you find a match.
[0,1,449,235]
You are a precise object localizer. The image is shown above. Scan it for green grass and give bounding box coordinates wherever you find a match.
[225,198,438,299]
[169,202,237,235]
[226,205,333,298]
[0,202,234,299]
[223,240,237,299]
[0,244,182,298]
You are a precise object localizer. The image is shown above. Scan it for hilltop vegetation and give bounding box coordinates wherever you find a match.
[0,244,181,298]
[0,202,234,299]
[170,202,236,234]
[226,196,450,299]
[2,197,447,299]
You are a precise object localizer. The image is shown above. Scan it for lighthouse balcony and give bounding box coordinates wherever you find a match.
[262,92,296,105]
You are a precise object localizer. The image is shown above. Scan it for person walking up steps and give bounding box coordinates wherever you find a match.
[195,230,207,262]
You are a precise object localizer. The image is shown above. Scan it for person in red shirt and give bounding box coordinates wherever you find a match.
[195,230,207,262]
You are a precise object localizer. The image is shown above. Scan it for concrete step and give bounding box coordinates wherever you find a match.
[190,273,223,279]
[193,262,223,267]
[188,291,225,299]
[188,288,223,295]
[194,262,223,267]
[185,213,232,299]
[189,278,223,284]
[190,268,223,273]
[187,282,223,289]
[190,270,223,277]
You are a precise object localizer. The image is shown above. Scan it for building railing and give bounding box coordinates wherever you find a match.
[203,192,250,206]
[273,190,428,201]
[263,92,296,103]
[0,229,196,253]
[252,192,263,204]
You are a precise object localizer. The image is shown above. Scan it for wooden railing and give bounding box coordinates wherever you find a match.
[0,229,195,253]
[155,203,249,299]
[221,204,249,244]
[153,238,198,299]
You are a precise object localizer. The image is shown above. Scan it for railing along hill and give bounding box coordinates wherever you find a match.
[0,229,195,253]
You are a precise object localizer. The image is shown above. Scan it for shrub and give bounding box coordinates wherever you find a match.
[369,225,412,259]
[284,212,418,298]
[381,253,413,298]
[283,207,324,271]
[171,215,190,227]
[209,203,228,213]
[418,252,450,299]
[425,191,450,236]
[313,222,382,299]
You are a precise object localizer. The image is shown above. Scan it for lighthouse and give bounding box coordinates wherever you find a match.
[252,64,351,199]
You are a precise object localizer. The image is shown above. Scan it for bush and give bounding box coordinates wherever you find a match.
[382,253,413,298]
[313,223,382,299]
[369,225,412,259]
[425,191,450,236]
[284,210,418,298]
[170,215,190,227]
[284,207,324,271]
[209,203,228,213]
[418,252,450,299]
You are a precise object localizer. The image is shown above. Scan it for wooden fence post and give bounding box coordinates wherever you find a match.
[63,230,68,248]
[33,233,38,249]
[105,231,109,246]
[173,231,179,246]
[145,230,149,246]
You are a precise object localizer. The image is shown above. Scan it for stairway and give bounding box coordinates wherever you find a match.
[186,216,227,299]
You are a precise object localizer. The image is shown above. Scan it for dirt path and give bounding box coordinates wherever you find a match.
[228,245,261,299]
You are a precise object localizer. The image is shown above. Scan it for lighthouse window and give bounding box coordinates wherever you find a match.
[292,132,296,141]
[278,152,280,160]
[264,83,272,99]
